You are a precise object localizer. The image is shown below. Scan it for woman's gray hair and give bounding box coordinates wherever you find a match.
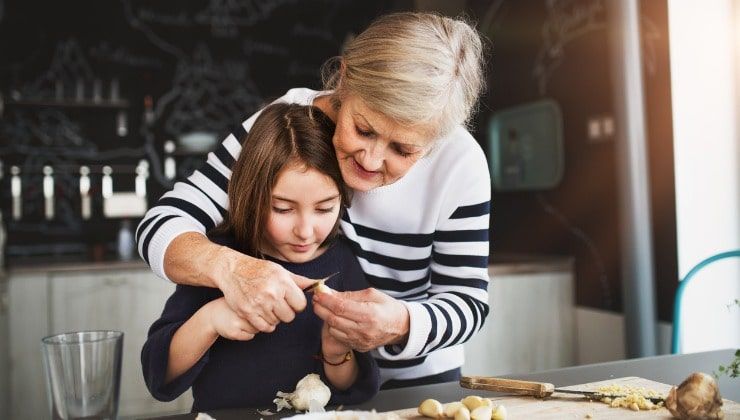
[322,12,487,138]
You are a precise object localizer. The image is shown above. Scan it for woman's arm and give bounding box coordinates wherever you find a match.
[314,138,491,357]
[136,100,314,331]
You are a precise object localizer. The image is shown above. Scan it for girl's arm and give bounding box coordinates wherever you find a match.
[166,297,257,383]
[320,323,358,390]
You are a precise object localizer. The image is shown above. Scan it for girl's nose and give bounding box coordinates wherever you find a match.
[293,216,313,240]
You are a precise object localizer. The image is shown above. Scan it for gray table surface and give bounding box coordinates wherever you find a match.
[142,348,740,419]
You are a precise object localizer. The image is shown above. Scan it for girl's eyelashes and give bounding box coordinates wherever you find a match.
[272,206,336,213]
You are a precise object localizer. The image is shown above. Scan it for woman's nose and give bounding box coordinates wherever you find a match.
[358,143,384,171]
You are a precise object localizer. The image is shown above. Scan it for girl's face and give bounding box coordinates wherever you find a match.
[330,94,435,192]
[261,162,341,263]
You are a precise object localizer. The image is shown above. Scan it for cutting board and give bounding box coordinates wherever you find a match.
[384,377,740,419]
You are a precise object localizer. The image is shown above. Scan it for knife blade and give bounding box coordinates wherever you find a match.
[459,376,665,404]
[306,272,339,293]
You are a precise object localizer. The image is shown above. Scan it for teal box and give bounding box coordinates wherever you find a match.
[488,99,564,191]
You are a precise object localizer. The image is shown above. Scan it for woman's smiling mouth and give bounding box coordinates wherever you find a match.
[351,158,380,180]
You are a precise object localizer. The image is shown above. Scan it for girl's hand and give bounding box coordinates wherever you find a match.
[321,322,352,363]
[205,297,258,341]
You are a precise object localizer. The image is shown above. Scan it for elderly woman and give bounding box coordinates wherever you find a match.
[137,11,490,389]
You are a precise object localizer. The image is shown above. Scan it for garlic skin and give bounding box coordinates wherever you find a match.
[665,372,724,419]
[274,373,331,412]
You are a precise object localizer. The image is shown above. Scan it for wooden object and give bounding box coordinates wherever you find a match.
[385,377,740,419]
[460,376,555,398]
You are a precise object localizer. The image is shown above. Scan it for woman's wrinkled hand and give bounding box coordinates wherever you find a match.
[213,247,316,333]
[312,288,410,352]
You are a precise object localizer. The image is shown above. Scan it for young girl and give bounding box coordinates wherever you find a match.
[141,103,379,412]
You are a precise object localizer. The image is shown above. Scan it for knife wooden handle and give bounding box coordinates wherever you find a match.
[460,376,555,398]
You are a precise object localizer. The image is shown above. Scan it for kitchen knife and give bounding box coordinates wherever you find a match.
[460,376,665,403]
[306,272,339,293]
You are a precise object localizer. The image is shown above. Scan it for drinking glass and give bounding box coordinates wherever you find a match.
[41,331,123,419]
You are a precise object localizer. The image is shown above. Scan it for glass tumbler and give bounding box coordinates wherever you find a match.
[41,331,124,420]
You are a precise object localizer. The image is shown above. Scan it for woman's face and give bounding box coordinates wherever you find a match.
[331,94,435,192]
[262,163,341,263]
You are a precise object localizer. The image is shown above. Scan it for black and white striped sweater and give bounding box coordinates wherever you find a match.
[136,88,491,387]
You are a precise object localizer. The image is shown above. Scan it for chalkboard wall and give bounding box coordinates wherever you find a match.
[0,0,404,259]
[0,0,678,320]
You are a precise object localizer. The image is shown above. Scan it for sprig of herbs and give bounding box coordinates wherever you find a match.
[714,349,740,379]
[714,299,739,379]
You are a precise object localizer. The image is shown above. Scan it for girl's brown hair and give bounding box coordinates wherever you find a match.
[216,103,350,257]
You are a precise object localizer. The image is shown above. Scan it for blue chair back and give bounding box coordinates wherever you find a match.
[671,249,740,354]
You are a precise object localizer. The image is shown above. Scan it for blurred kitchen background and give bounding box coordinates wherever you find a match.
[1,0,738,418]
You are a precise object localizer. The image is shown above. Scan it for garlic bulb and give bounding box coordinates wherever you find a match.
[665,372,723,419]
[274,373,331,412]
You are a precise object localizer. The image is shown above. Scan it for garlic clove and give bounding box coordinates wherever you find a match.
[443,401,466,418]
[491,404,507,420]
[273,373,331,412]
[454,406,471,420]
[469,405,493,420]
[418,398,444,418]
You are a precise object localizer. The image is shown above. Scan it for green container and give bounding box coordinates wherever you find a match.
[488,99,564,191]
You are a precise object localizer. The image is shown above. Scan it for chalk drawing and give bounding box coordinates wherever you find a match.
[157,44,262,137]
[195,0,292,37]
[22,38,95,99]
[479,0,507,37]
[533,0,606,96]
[89,42,164,69]
[122,0,186,59]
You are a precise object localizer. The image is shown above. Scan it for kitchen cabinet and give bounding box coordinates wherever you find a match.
[7,261,193,419]
[463,256,575,376]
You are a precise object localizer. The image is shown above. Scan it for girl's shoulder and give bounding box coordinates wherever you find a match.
[331,237,369,292]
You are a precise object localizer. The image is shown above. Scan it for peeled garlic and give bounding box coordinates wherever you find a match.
[470,405,493,420]
[274,373,331,412]
[443,401,466,418]
[492,404,507,420]
[454,406,471,420]
[418,398,444,418]
[314,280,334,295]
[461,395,486,411]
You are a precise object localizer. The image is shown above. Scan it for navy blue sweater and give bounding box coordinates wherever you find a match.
[141,238,380,412]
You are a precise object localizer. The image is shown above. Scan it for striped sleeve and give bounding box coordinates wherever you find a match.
[136,131,244,280]
[377,144,491,360]
[136,88,315,280]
